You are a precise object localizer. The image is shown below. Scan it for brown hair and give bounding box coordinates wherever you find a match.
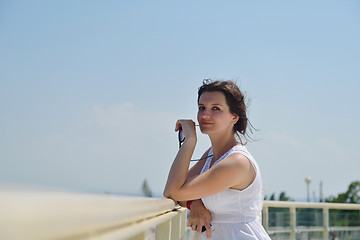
[197,79,255,144]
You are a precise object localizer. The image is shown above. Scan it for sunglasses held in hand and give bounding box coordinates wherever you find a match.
[178,126,213,161]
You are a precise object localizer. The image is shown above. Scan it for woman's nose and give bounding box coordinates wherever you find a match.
[200,110,211,118]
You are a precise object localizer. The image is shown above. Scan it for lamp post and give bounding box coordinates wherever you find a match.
[305,176,311,202]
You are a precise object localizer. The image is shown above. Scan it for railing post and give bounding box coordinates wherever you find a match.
[156,219,171,240]
[129,232,146,240]
[262,205,269,232]
[180,209,188,239]
[323,207,329,240]
[171,212,181,239]
[290,206,296,240]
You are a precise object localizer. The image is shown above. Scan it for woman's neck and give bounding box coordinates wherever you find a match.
[209,131,238,161]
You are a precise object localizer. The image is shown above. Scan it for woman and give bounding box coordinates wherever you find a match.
[163,80,271,239]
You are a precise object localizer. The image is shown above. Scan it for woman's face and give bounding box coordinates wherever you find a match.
[197,91,238,135]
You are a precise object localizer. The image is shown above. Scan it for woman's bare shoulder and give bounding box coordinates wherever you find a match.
[214,152,255,190]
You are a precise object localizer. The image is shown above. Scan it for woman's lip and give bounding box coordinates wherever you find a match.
[201,122,212,125]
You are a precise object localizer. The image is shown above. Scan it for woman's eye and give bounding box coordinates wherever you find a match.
[198,106,205,111]
[212,107,220,111]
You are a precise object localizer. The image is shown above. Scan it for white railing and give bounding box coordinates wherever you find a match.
[0,189,187,240]
[262,200,360,240]
[2,190,359,240]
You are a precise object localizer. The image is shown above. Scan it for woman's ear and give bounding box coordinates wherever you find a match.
[233,114,239,124]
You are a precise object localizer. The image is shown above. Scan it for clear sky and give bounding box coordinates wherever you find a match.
[1,0,359,201]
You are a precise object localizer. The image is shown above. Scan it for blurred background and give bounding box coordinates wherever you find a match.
[1,0,359,201]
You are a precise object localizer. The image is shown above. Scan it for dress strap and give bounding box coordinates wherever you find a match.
[208,148,213,157]
[200,145,256,173]
[200,148,213,174]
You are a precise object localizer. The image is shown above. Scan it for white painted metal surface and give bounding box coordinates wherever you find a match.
[0,189,187,240]
[2,189,359,240]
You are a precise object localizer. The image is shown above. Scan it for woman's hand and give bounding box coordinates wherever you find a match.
[188,199,212,239]
[175,119,197,141]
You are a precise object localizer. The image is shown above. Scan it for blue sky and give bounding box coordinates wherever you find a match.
[1,0,359,200]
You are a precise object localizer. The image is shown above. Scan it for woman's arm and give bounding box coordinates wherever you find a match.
[176,151,209,207]
[180,162,213,238]
[163,120,197,199]
[176,148,210,209]
[163,120,254,201]
[163,137,197,198]
[163,120,213,236]
[165,152,255,201]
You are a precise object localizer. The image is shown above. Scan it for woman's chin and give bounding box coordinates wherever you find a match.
[199,126,212,134]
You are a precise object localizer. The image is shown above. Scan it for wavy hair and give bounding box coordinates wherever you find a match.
[197,79,256,144]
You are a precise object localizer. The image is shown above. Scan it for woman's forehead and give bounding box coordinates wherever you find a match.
[198,91,227,104]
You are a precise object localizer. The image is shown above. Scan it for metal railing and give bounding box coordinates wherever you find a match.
[2,189,359,240]
[262,200,360,240]
[0,190,187,240]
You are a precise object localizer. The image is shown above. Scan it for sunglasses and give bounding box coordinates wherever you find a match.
[178,125,199,148]
[178,126,213,161]
[178,127,186,148]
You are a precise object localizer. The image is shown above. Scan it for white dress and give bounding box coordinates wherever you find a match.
[198,145,271,240]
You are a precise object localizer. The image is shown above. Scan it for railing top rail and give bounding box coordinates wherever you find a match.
[0,189,178,240]
[263,200,360,210]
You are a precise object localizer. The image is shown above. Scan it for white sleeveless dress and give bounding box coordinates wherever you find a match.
[198,145,271,239]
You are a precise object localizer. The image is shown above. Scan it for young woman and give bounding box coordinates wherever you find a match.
[163,80,271,239]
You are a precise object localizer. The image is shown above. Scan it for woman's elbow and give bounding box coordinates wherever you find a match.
[163,190,170,199]
[163,188,173,199]
[163,190,179,201]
